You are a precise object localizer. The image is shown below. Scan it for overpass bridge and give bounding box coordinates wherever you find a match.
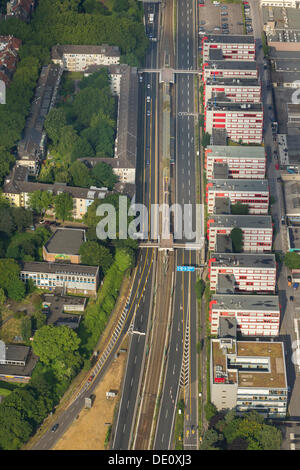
[138,67,202,83]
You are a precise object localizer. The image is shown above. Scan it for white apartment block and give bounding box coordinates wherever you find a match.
[204,77,261,106]
[260,0,300,7]
[205,145,266,179]
[202,61,258,81]
[206,179,269,215]
[201,34,256,61]
[209,295,280,336]
[207,215,273,252]
[51,44,120,72]
[204,101,263,144]
[208,253,276,292]
[211,338,288,419]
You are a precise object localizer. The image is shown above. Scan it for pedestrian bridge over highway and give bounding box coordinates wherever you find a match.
[138,67,202,83]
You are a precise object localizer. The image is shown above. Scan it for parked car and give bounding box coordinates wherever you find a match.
[290,296,294,302]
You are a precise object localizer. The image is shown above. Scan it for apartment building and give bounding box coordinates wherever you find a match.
[6,0,35,22]
[205,101,263,144]
[260,0,300,6]
[3,165,108,219]
[20,262,99,296]
[209,294,280,336]
[205,146,266,179]
[17,64,62,175]
[207,215,273,252]
[208,253,276,292]
[210,337,288,418]
[206,179,269,215]
[202,34,256,62]
[203,77,261,106]
[0,343,38,383]
[0,35,22,86]
[51,44,120,72]
[202,60,258,82]
[80,66,138,187]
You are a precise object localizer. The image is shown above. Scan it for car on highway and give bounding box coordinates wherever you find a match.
[88,374,94,382]
[146,159,150,166]
[147,83,151,89]
[146,96,151,102]
[51,424,59,432]
[139,75,143,82]
[147,110,151,117]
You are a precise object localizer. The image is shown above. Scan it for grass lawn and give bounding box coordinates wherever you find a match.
[66,72,84,80]
[0,317,22,343]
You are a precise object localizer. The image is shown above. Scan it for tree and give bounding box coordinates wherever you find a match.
[91,162,118,189]
[284,252,300,270]
[12,207,33,232]
[0,405,33,450]
[29,190,53,214]
[230,227,244,253]
[44,108,67,145]
[200,429,221,450]
[231,202,249,215]
[204,401,218,422]
[79,242,113,273]
[32,325,81,366]
[69,160,92,188]
[195,279,205,299]
[21,317,32,342]
[0,288,5,305]
[0,259,25,301]
[54,192,73,222]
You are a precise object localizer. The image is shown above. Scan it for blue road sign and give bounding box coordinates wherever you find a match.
[177,266,195,272]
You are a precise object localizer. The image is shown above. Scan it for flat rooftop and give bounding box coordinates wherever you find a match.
[282,177,300,215]
[215,234,232,253]
[212,340,287,389]
[51,44,120,59]
[208,179,269,192]
[211,253,276,268]
[209,214,272,229]
[214,197,231,214]
[211,128,227,146]
[204,60,257,71]
[205,77,260,87]
[206,145,265,159]
[202,34,255,44]
[211,294,280,311]
[288,226,300,250]
[216,273,235,294]
[21,261,98,277]
[206,100,263,112]
[0,346,38,379]
[44,228,86,256]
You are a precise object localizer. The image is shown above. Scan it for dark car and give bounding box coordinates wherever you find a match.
[51,424,59,432]
[288,275,292,283]
[290,296,294,302]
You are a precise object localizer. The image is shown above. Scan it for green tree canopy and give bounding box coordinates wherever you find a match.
[230,227,244,253]
[32,325,81,365]
[79,241,113,273]
[69,160,92,188]
[54,192,73,221]
[44,108,67,146]
[0,259,25,301]
[91,162,118,190]
[284,251,300,270]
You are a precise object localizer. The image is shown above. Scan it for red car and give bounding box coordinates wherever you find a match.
[88,375,94,383]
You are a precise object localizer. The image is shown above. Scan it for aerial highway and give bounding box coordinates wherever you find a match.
[111,1,160,450]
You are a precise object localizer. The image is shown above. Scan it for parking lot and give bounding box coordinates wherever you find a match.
[198,1,244,36]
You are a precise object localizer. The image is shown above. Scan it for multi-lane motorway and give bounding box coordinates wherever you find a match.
[154,0,199,450]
